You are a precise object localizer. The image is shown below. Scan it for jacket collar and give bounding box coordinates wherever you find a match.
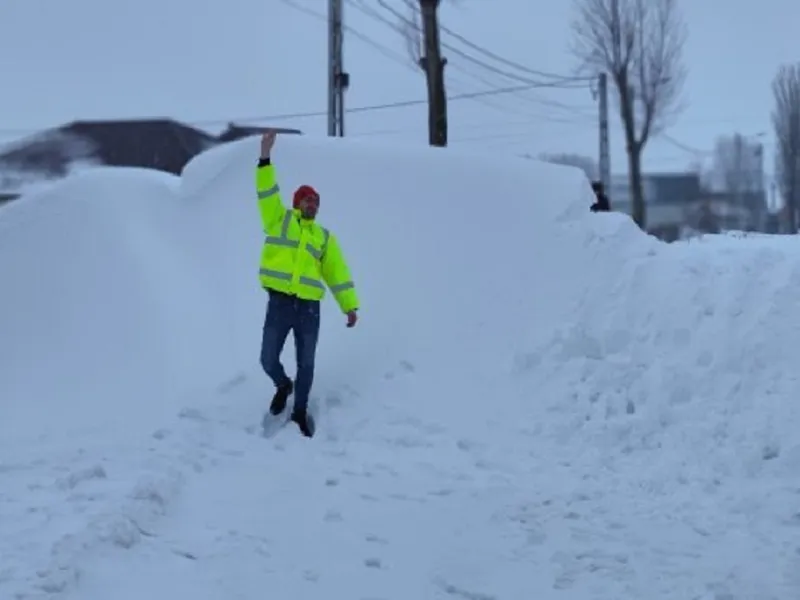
[291,208,316,227]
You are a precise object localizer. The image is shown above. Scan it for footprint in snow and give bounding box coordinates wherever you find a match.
[324,509,344,522]
[365,534,389,545]
[456,438,484,452]
[56,464,107,491]
[383,359,415,380]
[178,407,206,421]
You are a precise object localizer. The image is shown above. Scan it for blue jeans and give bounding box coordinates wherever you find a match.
[259,290,320,413]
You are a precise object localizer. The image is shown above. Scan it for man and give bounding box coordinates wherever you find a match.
[255,130,359,438]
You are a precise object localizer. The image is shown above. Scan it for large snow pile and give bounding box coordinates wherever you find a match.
[1,134,798,600]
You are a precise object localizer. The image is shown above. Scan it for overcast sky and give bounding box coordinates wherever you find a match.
[0,0,796,176]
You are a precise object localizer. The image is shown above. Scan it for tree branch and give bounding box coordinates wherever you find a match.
[771,63,800,228]
[571,0,686,147]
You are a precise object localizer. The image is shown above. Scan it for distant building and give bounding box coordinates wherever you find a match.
[610,171,770,240]
[0,119,218,178]
[610,172,699,240]
[608,173,658,208]
[0,118,304,200]
[690,190,769,232]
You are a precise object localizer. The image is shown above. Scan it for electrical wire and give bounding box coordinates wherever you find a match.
[1,2,749,145]
[345,0,597,122]
[278,0,417,75]
[0,81,598,138]
[360,0,591,87]
[660,133,711,156]
[187,82,585,127]
[277,0,543,120]
[278,0,596,127]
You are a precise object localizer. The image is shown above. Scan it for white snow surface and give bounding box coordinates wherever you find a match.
[1,134,799,600]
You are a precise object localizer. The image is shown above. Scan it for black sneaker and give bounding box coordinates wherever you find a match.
[269,381,293,415]
[291,409,315,438]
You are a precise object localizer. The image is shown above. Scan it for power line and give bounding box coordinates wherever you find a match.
[441,42,588,89]
[282,0,460,135]
[394,0,582,83]
[364,0,591,87]
[195,83,579,126]
[345,0,596,122]
[279,0,415,74]
[437,21,582,83]
[661,133,711,155]
[0,81,603,138]
[350,113,592,138]
[282,0,597,126]
[278,0,542,121]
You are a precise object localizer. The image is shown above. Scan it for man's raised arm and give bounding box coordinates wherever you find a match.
[256,131,286,231]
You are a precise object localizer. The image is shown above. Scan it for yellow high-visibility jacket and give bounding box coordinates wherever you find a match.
[255,161,359,314]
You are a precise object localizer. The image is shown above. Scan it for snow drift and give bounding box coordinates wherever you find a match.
[0,166,223,447]
[1,133,798,599]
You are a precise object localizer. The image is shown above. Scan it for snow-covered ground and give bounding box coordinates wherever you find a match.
[1,134,799,600]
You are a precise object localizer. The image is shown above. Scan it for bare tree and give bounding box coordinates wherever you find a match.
[570,0,687,228]
[539,152,598,180]
[771,63,800,232]
[392,0,464,64]
[711,133,763,194]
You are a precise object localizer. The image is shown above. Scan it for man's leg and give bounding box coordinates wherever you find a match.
[260,292,293,414]
[292,298,321,420]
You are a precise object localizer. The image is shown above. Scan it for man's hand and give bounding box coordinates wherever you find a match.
[346,310,358,328]
[260,130,277,158]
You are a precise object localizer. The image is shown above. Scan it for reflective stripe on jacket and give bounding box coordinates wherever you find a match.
[256,163,358,313]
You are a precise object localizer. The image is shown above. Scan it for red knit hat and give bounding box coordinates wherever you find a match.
[293,185,319,208]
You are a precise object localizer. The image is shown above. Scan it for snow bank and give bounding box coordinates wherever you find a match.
[0,136,598,598]
[0,167,228,450]
[524,229,800,477]
[510,229,800,596]
[0,136,596,449]
[1,130,799,598]
[176,135,598,396]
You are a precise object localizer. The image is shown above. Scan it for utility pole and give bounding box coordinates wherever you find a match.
[755,141,764,231]
[734,133,744,230]
[418,0,447,147]
[327,0,348,136]
[598,72,610,192]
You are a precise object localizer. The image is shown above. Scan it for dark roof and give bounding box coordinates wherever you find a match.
[0,119,311,198]
[0,118,217,177]
[216,123,302,143]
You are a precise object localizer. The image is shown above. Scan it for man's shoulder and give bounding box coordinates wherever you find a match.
[312,221,332,236]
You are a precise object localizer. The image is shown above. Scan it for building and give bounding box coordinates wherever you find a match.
[610,171,769,240]
[0,118,303,201]
[608,173,658,208]
[691,190,768,232]
[610,172,701,240]
[0,119,218,179]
